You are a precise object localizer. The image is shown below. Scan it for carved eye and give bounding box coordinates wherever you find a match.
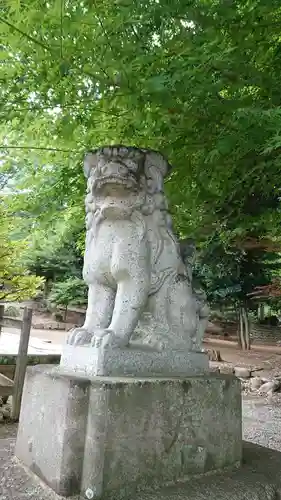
[125,159,138,172]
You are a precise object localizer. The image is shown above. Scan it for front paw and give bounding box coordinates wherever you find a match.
[91,329,129,349]
[67,327,92,346]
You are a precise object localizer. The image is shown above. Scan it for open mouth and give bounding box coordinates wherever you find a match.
[93,175,137,190]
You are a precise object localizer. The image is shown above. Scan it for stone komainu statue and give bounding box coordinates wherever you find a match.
[68,146,208,351]
[179,238,209,350]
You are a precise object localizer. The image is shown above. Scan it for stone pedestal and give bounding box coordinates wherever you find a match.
[16,366,242,499]
[60,344,209,377]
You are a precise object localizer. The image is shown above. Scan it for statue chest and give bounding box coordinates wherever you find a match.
[83,220,143,283]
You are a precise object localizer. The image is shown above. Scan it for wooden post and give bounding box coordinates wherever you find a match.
[11,307,32,421]
[0,304,4,338]
[243,306,251,350]
[235,305,242,348]
[239,307,246,350]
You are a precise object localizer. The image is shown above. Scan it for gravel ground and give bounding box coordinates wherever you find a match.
[243,394,281,451]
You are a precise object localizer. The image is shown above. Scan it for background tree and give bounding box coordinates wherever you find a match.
[22,224,84,298]
[1,0,281,245]
[195,239,281,349]
[48,278,87,321]
[0,201,43,301]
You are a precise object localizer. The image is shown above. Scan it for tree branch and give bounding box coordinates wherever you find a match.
[0,146,78,152]
[0,16,53,52]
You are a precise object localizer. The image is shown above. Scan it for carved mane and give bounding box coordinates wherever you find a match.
[84,145,174,232]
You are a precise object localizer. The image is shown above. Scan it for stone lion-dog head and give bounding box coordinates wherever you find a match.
[83,145,173,228]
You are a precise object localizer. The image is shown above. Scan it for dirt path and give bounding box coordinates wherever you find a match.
[205,336,281,354]
[205,338,281,379]
[3,326,68,343]
[0,327,67,355]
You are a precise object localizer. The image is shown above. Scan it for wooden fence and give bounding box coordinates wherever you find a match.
[0,304,32,421]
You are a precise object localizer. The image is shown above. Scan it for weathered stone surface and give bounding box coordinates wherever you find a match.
[60,344,209,377]
[219,365,234,375]
[137,441,281,499]
[65,146,209,365]
[1,405,11,420]
[0,395,11,421]
[259,380,280,394]
[16,366,89,497]
[1,438,281,500]
[209,364,220,373]
[16,366,241,499]
[250,377,263,390]
[234,367,251,379]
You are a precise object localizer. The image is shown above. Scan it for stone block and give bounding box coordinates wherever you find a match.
[234,367,251,379]
[60,344,209,377]
[16,366,242,499]
[15,365,90,496]
[219,365,234,375]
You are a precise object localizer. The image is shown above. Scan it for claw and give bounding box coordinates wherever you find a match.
[95,338,102,348]
[91,329,114,349]
[91,337,101,348]
[67,328,91,346]
[90,329,130,349]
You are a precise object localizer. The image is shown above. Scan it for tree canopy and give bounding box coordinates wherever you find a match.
[1,0,281,242]
[1,0,281,314]
[0,201,43,301]
[48,277,87,309]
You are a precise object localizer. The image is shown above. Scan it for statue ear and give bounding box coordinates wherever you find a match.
[83,152,98,178]
[144,151,171,192]
[144,151,171,178]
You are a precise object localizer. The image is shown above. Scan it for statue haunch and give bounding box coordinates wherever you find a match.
[67,146,208,351]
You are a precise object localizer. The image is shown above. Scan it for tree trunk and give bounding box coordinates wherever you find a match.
[64,305,68,322]
[259,303,265,321]
[243,306,251,350]
[236,306,242,348]
[238,307,246,350]
[43,278,53,299]
[239,306,251,350]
